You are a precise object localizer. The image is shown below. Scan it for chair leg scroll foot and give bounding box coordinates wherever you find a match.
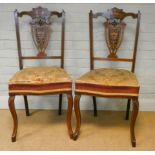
[72,133,79,141]
[132,139,136,147]
[12,136,16,142]
[9,96,18,142]
[130,97,139,147]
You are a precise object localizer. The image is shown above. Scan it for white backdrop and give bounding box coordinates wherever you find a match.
[0,3,155,111]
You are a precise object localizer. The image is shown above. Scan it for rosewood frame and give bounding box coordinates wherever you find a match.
[73,8,141,147]
[9,7,74,142]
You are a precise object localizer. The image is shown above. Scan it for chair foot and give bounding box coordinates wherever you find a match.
[58,111,62,115]
[94,111,97,117]
[12,136,16,142]
[132,139,136,147]
[26,111,30,116]
[72,132,79,141]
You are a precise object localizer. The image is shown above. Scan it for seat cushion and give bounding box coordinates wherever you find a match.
[9,67,72,95]
[75,68,140,97]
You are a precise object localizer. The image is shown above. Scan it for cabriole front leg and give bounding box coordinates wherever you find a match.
[73,94,81,140]
[66,93,74,139]
[8,95,18,142]
[130,97,139,147]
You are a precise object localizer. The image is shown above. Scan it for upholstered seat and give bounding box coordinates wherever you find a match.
[75,68,140,97]
[9,66,72,95]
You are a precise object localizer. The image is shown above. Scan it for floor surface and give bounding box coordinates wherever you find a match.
[0,110,155,150]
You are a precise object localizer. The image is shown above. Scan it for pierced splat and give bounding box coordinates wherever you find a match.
[104,21,126,58]
[30,7,52,57]
[103,8,126,58]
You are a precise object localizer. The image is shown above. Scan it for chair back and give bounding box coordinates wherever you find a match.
[89,7,141,72]
[14,6,65,69]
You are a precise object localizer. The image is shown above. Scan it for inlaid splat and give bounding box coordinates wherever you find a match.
[30,7,52,57]
[104,21,126,58]
[103,8,126,58]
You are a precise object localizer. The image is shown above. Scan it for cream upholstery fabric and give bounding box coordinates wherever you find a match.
[76,68,139,87]
[9,67,71,85]
[9,67,72,94]
[75,68,140,97]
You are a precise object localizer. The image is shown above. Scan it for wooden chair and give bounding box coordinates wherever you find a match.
[73,8,140,147]
[8,7,73,142]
